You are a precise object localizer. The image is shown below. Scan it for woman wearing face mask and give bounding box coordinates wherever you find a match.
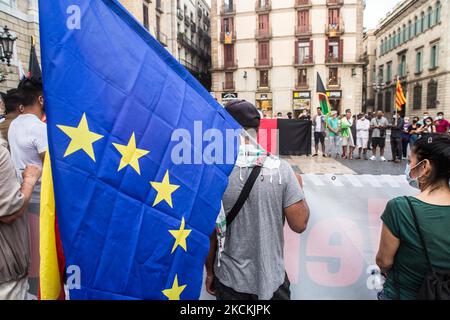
[417,116,437,135]
[408,117,421,146]
[376,134,450,300]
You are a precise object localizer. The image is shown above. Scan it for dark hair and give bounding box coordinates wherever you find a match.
[4,89,24,114]
[424,116,434,124]
[412,133,450,191]
[437,112,444,116]
[17,77,43,107]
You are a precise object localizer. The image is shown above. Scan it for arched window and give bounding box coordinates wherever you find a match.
[393,31,397,47]
[402,24,407,42]
[414,16,418,36]
[427,7,432,29]
[420,12,425,33]
[436,1,441,24]
[407,20,412,40]
[380,39,384,55]
[397,28,401,45]
[427,80,438,109]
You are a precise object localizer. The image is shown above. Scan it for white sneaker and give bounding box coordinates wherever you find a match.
[380,156,387,162]
[370,155,376,161]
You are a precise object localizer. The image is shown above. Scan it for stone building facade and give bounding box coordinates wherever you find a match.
[120,0,212,90]
[371,0,449,118]
[362,29,376,113]
[210,0,365,117]
[0,0,39,102]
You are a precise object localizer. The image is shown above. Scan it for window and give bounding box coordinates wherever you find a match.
[377,93,383,110]
[414,16,418,37]
[407,21,412,41]
[260,70,269,87]
[430,43,439,69]
[420,12,425,33]
[378,65,384,83]
[327,39,341,62]
[398,54,407,78]
[298,69,308,86]
[413,84,422,110]
[397,28,401,45]
[386,62,392,83]
[225,72,234,89]
[436,1,442,24]
[388,35,392,51]
[258,41,270,64]
[328,9,340,26]
[258,14,269,31]
[223,17,234,32]
[380,40,384,56]
[224,44,234,66]
[402,24,407,43]
[143,0,150,30]
[297,40,311,64]
[416,50,423,74]
[427,7,433,28]
[385,90,392,113]
[329,67,339,86]
[427,80,438,109]
[393,31,397,47]
[298,10,310,29]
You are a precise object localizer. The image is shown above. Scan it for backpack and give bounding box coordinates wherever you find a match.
[405,196,450,300]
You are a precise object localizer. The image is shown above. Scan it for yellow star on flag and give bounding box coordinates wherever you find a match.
[162,275,186,300]
[169,217,192,254]
[150,170,180,208]
[57,113,104,161]
[112,133,149,175]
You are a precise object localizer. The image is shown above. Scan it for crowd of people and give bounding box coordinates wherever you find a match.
[0,77,45,300]
[312,108,450,162]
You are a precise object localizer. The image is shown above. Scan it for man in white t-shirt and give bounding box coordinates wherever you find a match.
[8,78,47,203]
[356,113,370,160]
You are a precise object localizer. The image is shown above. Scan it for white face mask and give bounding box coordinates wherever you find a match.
[405,160,425,189]
[437,115,443,120]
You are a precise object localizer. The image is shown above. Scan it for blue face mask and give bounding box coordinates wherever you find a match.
[405,161,424,189]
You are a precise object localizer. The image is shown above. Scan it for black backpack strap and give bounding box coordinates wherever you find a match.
[404,196,433,271]
[226,165,262,227]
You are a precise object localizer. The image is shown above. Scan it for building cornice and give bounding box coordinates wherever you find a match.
[0,3,39,24]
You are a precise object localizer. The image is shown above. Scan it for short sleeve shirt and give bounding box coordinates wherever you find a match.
[381,197,450,300]
[215,160,305,300]
[370,117,388,138]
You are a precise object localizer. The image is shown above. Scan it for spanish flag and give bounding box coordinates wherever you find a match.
[39,154,66,300]
[395,78,407,112]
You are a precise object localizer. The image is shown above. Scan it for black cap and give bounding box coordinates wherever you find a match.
[225,99,261,128]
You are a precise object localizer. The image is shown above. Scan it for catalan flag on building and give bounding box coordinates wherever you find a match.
[395,78,407,112]
[39,0,240,300]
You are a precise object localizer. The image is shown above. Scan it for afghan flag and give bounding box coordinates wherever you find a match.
[317,73,331,116]
[395,78,407,112]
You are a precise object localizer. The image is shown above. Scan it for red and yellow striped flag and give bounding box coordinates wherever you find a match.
[39,154,66,300]
[395,79,407,112]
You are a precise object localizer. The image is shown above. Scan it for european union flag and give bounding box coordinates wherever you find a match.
[39,0,240,299]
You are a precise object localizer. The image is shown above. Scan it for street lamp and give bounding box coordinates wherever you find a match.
[0,26,17,66]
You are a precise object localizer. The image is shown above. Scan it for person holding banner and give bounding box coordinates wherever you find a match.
[340,109,355,160]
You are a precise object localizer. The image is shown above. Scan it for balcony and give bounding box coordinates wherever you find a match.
[220,31,236,44]
[255,57,273,69]
[223,60,238,70]
[295,80,309,89]
[255,28,272,40]
[156,0,163,13]
[220,4,236,16]
[180,59,199,74]
[257,80,271,91]
[177,32,198,54]
[177,8,184,20]
[295,0,312,9]
[327,77,341,87]
[223,81,235,91]
[325,21,345,36]
[255,0,272,12]
[157,31,168,47]
[325,54,343,64]
[326,0,344,7]
[295,25,312,37]
[293,56,314,67]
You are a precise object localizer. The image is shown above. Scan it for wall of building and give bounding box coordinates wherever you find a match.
[372,0,449,118]
[211,0,365,116]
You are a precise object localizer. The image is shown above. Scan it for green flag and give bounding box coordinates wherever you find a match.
[317,73,331,116]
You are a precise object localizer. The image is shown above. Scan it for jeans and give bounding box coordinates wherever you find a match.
[390,137,403,161]
[328,135,341,157]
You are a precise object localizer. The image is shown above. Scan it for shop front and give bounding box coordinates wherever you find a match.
[221,92,238,106]
[293,91,311,119]
[256,92,273,118]
[326,90,342,114]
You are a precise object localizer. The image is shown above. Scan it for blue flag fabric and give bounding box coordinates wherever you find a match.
[39,0,240,300]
